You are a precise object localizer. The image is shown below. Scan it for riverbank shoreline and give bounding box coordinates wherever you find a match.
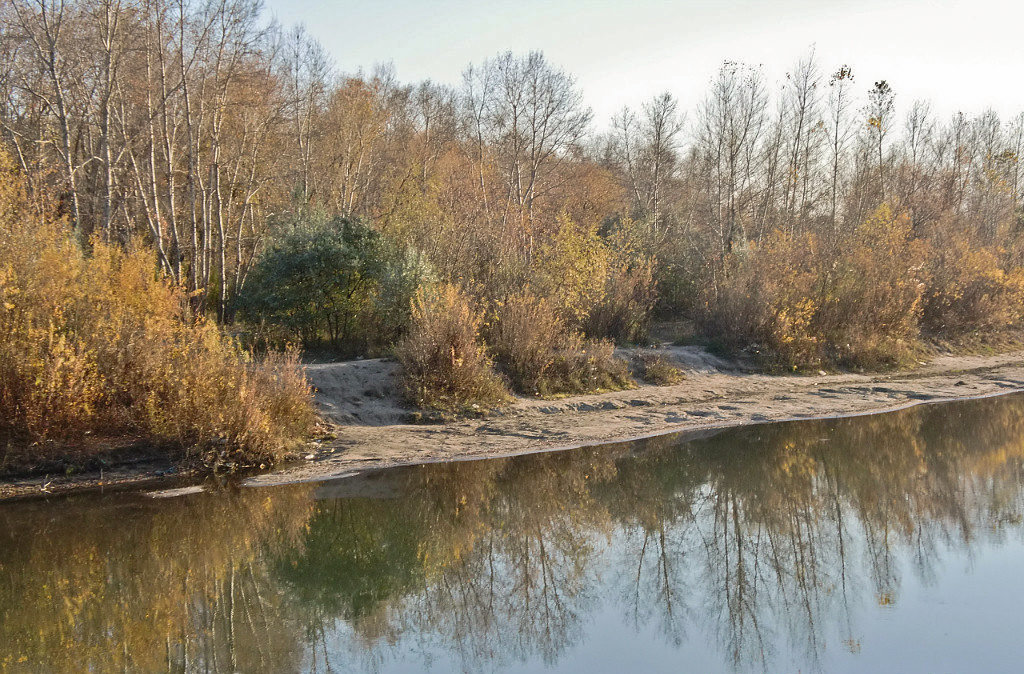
[4,347,1024,501]
[244,348,1024,488]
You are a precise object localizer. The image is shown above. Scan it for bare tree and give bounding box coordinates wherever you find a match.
[481,51,592,230]
[280,23,332,205]
[611,91,685,237]
[696,61,768,261]
[781,51,823,231]
[7,0,87,233]
[826,65,854,232]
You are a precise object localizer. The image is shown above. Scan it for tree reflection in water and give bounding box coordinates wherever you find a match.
[0,484,315,672]
[3,394,1024,672]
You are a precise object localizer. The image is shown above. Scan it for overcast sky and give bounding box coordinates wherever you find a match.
[263,0,1024,126]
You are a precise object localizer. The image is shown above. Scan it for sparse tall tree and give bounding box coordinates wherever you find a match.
[696,61,768,261]
[614,92,685,234]
[826,65,855,231]
[865,79,895,202]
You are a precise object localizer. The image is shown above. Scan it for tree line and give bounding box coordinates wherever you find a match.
[3,0,1024,405]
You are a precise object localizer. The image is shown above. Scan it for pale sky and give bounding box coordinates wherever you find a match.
[264,0,1024,126]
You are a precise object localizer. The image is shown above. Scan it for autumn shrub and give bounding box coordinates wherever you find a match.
[532,215,611,326]
[541,335,634,396]
[396,284,510,412]
[531,215,657,344]
[696,231,821,366]
[920,231,1024,338]
[486,291,563,393]
[487,290,634,396]
[698,205,926,370]
[654,235,706,318]
[816,205,926,366]
[583,258,658,344]
[0,153,315,469]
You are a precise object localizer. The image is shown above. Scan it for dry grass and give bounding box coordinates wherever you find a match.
[632,352,685,385]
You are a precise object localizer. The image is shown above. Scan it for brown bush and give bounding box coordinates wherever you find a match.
[396,284,510,412]
[698,205,926,370]
[488,290,634,396]
[486,291,563,393]
[0,154,315,469]
[539,335,634,397]
[583,259,658,344]
[819,205,926,366]
[696,228,822,367]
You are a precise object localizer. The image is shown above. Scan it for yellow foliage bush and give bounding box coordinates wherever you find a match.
[532,215,657,343]
[700,205,926,369]
[921,231,1024,337]
[396,284,510,412]
[820,205,926,365]
[0,153,315,469]
[532,215,611,324]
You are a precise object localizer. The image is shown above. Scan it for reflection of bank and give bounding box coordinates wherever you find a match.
[276,452,613,670]
[2,394,1024,673]
[0,484,315,673]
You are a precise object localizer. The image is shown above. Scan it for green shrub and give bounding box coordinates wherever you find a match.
[238,214,430,355]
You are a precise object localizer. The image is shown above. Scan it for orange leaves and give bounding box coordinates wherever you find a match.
[0,149,315,466]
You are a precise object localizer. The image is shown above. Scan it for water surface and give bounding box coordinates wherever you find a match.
[4,394,1024,672]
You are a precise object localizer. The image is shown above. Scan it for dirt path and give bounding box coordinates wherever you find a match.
[245,348,1024,487]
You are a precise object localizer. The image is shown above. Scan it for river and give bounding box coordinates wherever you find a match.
[3,394,1024,672]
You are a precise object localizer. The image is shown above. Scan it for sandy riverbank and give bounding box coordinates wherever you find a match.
[244,347,1024,487]
[4,346,1023,500]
